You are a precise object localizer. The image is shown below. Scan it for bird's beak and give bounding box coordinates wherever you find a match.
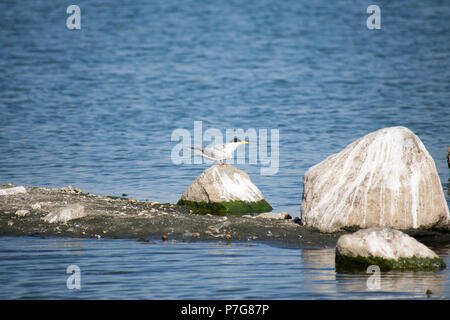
[241,141,249,144]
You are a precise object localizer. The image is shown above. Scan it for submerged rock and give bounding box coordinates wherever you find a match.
[42,204,86,224]
[0,186,27,196]
[178,165,272,215]
[302,126,449,232]
[335,228,446,271]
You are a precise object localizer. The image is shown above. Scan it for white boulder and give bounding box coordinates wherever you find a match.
[301,126,449,232]
[336,228,438,260]
[335,228,445,271]
[179,165,272,215]
[181,165,265,203]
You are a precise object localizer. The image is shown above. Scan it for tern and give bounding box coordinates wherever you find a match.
[189,138,248,166]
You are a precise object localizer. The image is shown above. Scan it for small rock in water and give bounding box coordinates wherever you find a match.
[335,228,446,271]
[161,235,168,241]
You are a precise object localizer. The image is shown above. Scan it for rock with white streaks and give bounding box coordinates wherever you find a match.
[301,126,449,232]
[178,165,272,215]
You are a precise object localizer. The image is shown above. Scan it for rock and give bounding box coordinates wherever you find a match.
[256,212,292,220]
[447,146,450,169]
[301,126,449,232]
[61,186,82,194]
[178,165,272,215]
[42,204,86,224]
[335,228,446,271]
[0,186,27,196]
[204,230,214,237]
[15,209,30,217]
[31,203,42,210]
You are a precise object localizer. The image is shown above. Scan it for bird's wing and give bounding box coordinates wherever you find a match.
[186,143,240,161]
[201,144,227,160]
[222,142,240,159]
[189,146,221,161]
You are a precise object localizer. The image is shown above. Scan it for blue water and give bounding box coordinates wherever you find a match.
[0,0,449,299]
[0,237,449,299]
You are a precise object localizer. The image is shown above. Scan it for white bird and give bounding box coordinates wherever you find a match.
[189,138,249,166]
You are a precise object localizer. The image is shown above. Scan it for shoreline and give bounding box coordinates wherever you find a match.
[1,184,449,249]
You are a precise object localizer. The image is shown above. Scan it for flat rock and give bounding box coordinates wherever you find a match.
[302,126,449,232]
[42,204,86,224]
[0,186,27,196]
[335,228,446,271]
[256,212,291,220]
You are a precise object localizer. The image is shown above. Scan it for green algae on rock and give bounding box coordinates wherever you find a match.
[335,228,446,272]
[335,254,446,272]
[177,199,272,216]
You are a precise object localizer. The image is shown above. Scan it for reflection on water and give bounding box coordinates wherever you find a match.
[300,246,450,299]
[0,237,449,299]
